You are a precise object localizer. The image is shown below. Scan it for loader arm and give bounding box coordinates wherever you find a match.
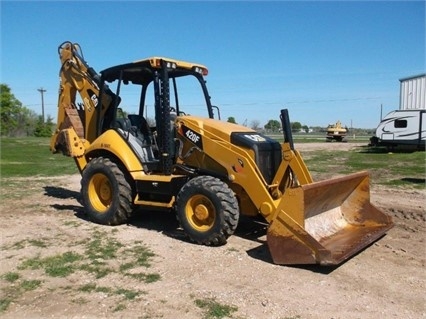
[50,41,116,156]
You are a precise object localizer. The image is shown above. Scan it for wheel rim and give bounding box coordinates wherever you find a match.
[185,194,216,232]
[88,173,112,213]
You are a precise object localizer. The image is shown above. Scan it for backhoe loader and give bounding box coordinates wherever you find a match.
[326,121,348,142]
[50,41,393,265]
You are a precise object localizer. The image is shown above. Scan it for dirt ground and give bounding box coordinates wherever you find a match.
[0,143,425,319]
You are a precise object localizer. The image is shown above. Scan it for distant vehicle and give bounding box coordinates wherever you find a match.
[326,121,348,142]
[370,110,425,150]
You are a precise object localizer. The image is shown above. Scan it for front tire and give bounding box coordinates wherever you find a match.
[176,176,239,246]
[81,157,133,225]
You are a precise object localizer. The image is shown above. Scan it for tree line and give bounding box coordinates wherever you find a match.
[227,116,307,133]
[0,84,54,137]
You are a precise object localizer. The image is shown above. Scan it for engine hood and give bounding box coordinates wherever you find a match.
[176,115,255,142]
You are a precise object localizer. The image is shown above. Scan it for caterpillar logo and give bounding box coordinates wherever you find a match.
[243,134,266,142]
[181,125,203,149]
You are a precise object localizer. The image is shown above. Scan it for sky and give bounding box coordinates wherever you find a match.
[1,1,425,129]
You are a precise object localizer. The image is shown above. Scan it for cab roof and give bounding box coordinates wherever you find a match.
[100,56,208,84]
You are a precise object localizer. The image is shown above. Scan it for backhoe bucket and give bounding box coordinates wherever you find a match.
[267,171,393,265]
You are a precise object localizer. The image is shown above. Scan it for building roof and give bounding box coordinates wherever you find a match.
[399,73,426,82]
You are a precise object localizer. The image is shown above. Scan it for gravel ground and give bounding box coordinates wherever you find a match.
[1,143,424,319]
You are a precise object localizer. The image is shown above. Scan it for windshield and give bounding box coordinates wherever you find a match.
[103,66,214,123]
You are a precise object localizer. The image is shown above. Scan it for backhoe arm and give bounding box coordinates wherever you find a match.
[50,41,116,155]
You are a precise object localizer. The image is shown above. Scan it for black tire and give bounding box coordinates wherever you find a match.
[81,157,133,225]
[176,176,239,246]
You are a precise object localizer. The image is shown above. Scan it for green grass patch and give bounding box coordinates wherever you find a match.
[19,251,83,277]
[78,283,112,294]
[194,298,238,319]
[0,137,77,177]
[119,242,161,282]
[114,288,140,300]
[14,231,160,282]
[0,275,43,313]
[2,240,26,250]
[78,283,142,301]
[0,230,160,314]
[85,230,123,261]
[20,279,42,291]
[121,243,155,268]
[0,299,12,313]
[124,272,161,283]
[80,262,112,279]
[27,239,49,248]
[2,272,20,283]
[303,147,425,189]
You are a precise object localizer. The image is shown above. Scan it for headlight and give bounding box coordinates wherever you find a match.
[166,61,176,69]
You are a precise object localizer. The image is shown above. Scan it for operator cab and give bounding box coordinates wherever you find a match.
[98,57,215,174]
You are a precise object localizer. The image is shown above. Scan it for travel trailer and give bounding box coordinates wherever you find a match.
[370,109,425,149]
[370,74,425,150]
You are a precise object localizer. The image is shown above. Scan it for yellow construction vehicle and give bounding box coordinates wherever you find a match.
[326,121,348,142]
[51,41,393,265]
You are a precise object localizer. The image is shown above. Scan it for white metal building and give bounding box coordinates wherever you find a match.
[399,74,426,110]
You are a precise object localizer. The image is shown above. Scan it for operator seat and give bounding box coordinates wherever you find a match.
[118,114,158,171]
[128,114,152,146]
[114,118,132,131]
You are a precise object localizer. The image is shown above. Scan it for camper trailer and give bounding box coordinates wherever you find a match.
[370,110,425,149]
[370,74,425,150]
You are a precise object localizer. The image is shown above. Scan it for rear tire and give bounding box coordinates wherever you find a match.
[176,176,239,246]
[81,157,133,225]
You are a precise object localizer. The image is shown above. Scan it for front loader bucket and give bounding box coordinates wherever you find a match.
[267,171,393,265]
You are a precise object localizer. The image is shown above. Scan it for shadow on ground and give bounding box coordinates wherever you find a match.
[43,185,86,219]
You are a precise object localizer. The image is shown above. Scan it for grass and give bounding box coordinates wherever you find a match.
[85,230,123,261]
[2,272,20,283]
[20,279,42,291]
[0,277,43,313]
[194,298,238,319]
[18,251,83,277]
[3,136,423,189]
[1,238,51,251]
[0,137,77,177]
[0,299,12,313]
[0,229,160,313]
[121,242,156,268]
[302,146,425,189]
[78,283,143,301]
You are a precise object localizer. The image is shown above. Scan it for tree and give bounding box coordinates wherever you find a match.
[264,119,281,132]
[34,115,54,137]
[250,119,261,130]
[291,121,302,133]
[1,84,43,136]
[227,116,237,124]
[1,84,22,136]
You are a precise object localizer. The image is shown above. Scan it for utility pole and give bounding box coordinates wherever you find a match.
[37,87,46,123]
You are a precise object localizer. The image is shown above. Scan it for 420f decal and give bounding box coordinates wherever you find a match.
[181,125,203,149]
